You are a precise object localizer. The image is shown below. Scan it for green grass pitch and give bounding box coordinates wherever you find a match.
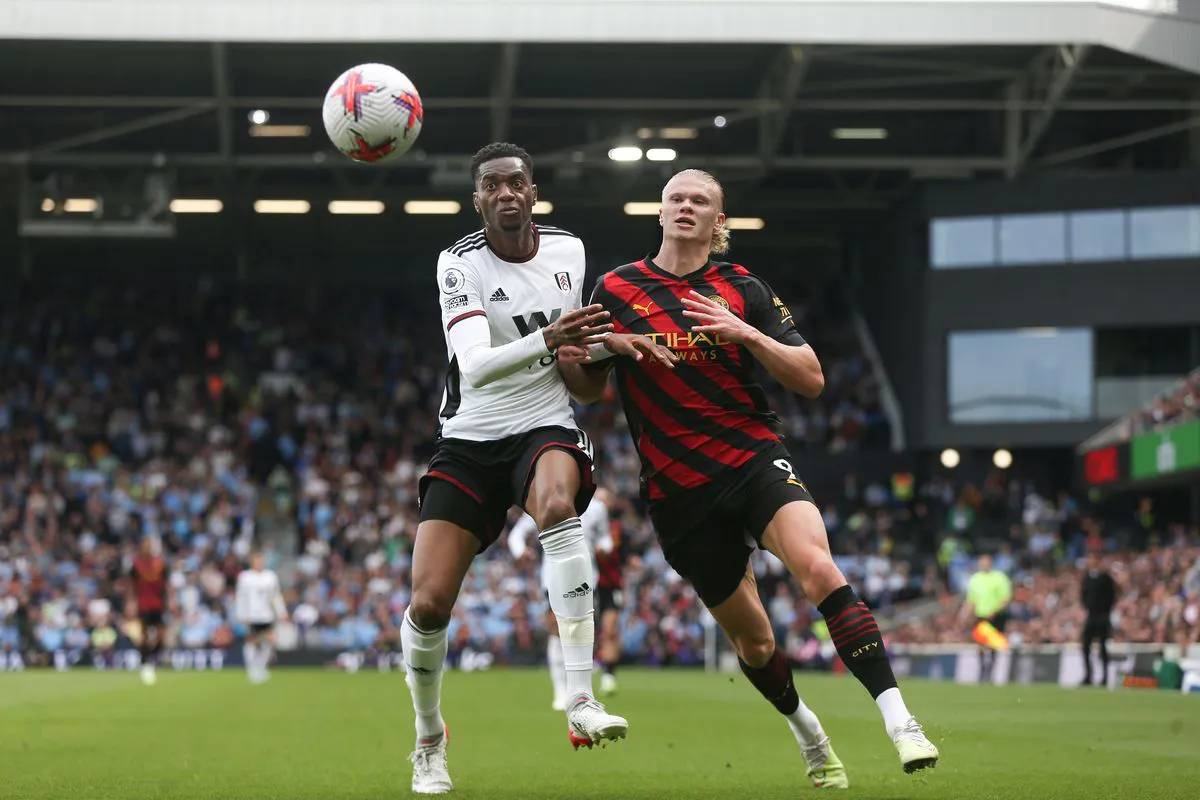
[2,667,1197,799]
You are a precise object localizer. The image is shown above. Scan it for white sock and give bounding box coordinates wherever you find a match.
[786,696,826,747]
[402,610,448,741]
[243,643,255,675]
[875,687,913,735]
[257,643,272,673]
[540,517,596,700]
[547,634,568,700]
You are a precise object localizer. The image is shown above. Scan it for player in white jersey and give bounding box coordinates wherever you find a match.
[508,490,614,710]
[403,142,675,795]
[235,551,288,684]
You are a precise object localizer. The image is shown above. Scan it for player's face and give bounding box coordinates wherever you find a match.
[659,175,724,247]
[473,157,537,234]
[252,553,264,571]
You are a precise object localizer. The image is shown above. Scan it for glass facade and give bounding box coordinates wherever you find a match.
[947,328,1095,423]
[931,205,1200,268]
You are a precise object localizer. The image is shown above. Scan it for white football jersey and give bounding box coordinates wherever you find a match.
[435,225,587,441]
[235,568,287,625]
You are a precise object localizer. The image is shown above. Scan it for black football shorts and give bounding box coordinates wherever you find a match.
[648,444,815,608]
[596,587,623,614]
[418,426,596,552]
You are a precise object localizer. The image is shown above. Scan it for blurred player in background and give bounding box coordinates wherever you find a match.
[1080,551,1117,687]
[404,142,670,794]
[129,537,167,686]
[960,554,1012,684]
[236,550,289,684]
[508,487,614,709]
[591,488,624,696]
[559,168,941,783]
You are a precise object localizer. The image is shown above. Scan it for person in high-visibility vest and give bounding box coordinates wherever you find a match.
[959,554,1012,683]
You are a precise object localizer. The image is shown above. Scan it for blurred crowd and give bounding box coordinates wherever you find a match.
[1,277,1197,669]
[1085,366,1200,449]
[893,545,1200,649]
[1129,367,1200,437]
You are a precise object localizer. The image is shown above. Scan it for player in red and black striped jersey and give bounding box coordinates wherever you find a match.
[559,169,939,782]
[129,537,167,686]
[590,488,624,696]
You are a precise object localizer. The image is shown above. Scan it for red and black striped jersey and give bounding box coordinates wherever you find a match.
[596,519,625,590]
[588,257,805,501]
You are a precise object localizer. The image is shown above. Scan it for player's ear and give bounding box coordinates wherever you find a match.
[472,190,480,215]
[531,183,538,202]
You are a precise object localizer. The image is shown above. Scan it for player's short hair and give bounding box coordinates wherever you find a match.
[663,169,731,255]
[471,142,534,183]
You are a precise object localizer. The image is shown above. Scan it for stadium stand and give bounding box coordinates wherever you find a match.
[3,277,1196,670]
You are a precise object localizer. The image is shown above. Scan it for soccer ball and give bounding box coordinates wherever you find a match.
[322,63,424,164]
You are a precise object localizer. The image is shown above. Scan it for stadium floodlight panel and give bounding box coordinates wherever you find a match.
[170,199,223,214]
[40,198,54,212]
[404,200,461,215]
[253,199,310,214]
[249,124,311,138]
[328,200,385,215]
[661,128,698,140]
[608,146,643,162]
[726,217,765,230]
[637,127,697,140]
[646,148,677,162]
[63,198,97,213]
[831,127,888,140]
[532,201,554,215]
[623,202,660,216]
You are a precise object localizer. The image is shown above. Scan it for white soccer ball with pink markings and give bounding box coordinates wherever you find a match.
[322,63,424,164]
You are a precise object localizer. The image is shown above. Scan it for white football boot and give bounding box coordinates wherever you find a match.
[409,727,452,794]
[566,694,628,750]
[892,717,939,773]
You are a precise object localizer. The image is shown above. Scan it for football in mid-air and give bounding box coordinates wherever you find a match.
[322,63,424,164]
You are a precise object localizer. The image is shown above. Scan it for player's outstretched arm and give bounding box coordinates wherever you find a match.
[438,250,612,388]
[557,357,613,404]
[681,290,824,398]
[557,333,677,403]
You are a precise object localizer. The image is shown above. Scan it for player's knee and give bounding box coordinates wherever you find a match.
[797,553,846,601]
[734,631,776,669]
[408,592,453,632]
[532,490,577,530]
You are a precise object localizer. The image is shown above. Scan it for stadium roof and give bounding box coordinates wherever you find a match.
[2,41,1197,182]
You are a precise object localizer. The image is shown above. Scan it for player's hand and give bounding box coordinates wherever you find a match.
[555,344,591,364]
[542,304,613,350]
[681,290,759,345]
[603,333,678,369]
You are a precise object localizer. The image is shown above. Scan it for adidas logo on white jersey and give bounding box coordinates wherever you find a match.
[489,287,511,302]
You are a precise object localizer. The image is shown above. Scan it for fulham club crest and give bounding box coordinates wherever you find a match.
[555,272,572,293]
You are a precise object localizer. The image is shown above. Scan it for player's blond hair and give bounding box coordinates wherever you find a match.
[663,169,730,255]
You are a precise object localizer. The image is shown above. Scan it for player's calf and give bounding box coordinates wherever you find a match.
[539,517,599,701]
[762,506,940,774]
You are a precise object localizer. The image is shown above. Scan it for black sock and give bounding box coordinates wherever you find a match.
[738,647,800,716]
[817,584,897,699]
[603,662,616,677]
